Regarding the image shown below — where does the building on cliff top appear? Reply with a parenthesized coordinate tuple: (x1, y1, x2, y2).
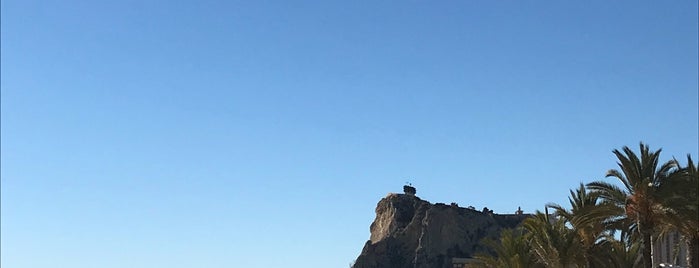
(403, 184, 416, 196)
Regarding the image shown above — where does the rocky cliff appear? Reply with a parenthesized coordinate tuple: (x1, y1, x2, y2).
(352, 193, 528, 268)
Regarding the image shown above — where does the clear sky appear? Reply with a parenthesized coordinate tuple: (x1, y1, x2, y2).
(1, 1, 697, 267)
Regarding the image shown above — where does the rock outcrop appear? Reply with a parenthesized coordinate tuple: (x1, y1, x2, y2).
(352, 193, 528, 268)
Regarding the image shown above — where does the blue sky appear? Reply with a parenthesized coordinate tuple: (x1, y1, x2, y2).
(1, 1, 697, 267)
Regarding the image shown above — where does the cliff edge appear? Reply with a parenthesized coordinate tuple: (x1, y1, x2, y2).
(352, 192, 527, 268)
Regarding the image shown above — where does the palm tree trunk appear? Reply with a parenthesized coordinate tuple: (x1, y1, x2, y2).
(688, 235, 699, 268)
(641, 231, 653, 268)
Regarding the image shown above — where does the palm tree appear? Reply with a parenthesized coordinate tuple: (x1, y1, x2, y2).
(607, 237, 641, 268)
(587, 142, 680, 268)
(657, 155, 699, 268)
(548, 184, 622, 267)
(522, 209, 585, 268)
(472, 229, 543, 268)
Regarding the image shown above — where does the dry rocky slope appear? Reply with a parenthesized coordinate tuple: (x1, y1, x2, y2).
(352, 192, 527, 268)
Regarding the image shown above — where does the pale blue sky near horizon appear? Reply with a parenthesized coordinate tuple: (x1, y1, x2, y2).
(1, 1, 698, 267)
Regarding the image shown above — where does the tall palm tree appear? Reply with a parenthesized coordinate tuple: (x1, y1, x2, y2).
(548, 184, 622, 267)
(587, 142, 680, 268)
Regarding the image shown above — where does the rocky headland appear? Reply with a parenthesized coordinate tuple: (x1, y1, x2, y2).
(352, 187, 528, 268)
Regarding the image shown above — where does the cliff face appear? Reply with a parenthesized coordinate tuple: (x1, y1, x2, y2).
(352, 193, 527, 268)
